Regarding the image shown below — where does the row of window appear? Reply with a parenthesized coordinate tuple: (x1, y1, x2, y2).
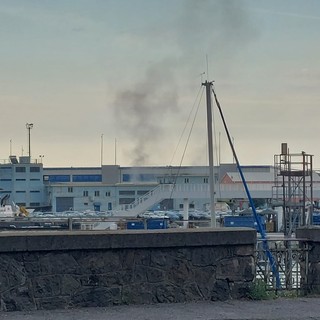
(3, 173, 211, 184)
(67, 188, 148, 197)
(44, 175, 102, 183)
(83, 190, 111, 197)
(0, 166, 40, 173)
(0, 190, 40, 193)
(0, 179, 41, 181)
(67, 187, 111, 197)
(15, 167, 41, 173)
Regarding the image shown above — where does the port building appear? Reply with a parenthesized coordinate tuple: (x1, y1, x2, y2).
(1, 155, 320, 214)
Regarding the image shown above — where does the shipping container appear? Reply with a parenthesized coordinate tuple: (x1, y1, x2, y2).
(126, 221, 145, 230)
(224, 215, 266, 231)
(147, 218, 168, 229)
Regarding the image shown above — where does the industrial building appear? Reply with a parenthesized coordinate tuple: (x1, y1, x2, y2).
(2, 153, 320, 215)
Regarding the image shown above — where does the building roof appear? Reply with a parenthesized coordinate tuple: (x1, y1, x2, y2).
(221, 172, 274, 184)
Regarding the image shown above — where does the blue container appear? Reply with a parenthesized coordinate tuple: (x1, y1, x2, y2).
(224, 215, 265, 231)
(313, 214, 320, 225)
(126, 221, 145, 230)
(147, 219, 168, 229)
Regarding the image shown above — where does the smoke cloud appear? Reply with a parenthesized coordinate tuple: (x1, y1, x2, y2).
(113, 63, 178, 165)
(113, 0, 258, 166)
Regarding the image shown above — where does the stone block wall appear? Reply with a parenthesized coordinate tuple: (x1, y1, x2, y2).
(297, 227, 320, 294)
(0, 228, 256, 311)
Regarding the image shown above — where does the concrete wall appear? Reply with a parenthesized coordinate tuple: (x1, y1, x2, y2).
(0, 228, 256, 311)
(296, 227, 320, 294)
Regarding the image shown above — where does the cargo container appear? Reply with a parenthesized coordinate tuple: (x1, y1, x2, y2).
(126, 221, 145, 230)
(126, 218, 168, 230)
(147, 218, 168, 229)
(313, 214, 320, 225)
(224, 215, 266, 231)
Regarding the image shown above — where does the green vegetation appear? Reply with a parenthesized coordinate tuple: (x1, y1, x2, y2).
(248, 279, 276, 300)
(248, 279, 303, 300)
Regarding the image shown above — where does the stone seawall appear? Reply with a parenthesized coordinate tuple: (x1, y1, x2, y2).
(0, 228, 256, 311)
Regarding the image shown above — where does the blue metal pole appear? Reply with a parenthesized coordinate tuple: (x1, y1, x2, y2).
(212, 88, 281, 289)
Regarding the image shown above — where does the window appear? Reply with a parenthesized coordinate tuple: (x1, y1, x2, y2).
(16, 179, 26, 181)
(83, 191, 88, 197)
(119, 198, 135, 205)
(30, 202, 40, 207)
(0, 179, 11, 181)
(46, 175, 70, 182)
(73, 175, 102, 182)
(119, 190, 135, 195)
(137, 190, 149, 195)
(16, 191, 26, 193)
(30, 190, 40, 193)
(94, 191, 100, 197)
(68, 187, 73, 193)
(184, 178, 189, 183)
(105, 191, 111, 197)
(204, 177, 208, 183)
(30, 178, 40, 181)
(30, 167, 40, 172)
(15, 167, 26, 173)
(122, 173, 155, 182)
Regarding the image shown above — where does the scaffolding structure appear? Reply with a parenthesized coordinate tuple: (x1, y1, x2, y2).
(273, 143, 313, 236)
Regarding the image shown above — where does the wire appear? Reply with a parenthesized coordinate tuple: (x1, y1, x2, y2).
(168, 86, 205, 200)
(169, 84, 203, 166)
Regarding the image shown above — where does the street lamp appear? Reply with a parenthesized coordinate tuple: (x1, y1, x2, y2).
(26, 123, 33, 159)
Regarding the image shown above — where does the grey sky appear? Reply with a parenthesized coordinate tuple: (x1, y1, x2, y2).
(1, 0, 320, 168)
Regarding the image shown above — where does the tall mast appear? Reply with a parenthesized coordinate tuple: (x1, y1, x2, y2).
(202, 81, 216, 227)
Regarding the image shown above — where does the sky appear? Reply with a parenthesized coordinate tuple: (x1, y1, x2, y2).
(1, 0, 320, 169)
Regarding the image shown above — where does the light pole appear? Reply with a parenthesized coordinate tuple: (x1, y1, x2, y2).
(26, 123, 33, 159)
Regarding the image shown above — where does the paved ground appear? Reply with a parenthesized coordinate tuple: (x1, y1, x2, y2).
(1, 297, 320, 320)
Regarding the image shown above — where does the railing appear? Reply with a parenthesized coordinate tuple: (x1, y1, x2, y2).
(255, 237, 309, 292)
(116, 183, 211, 214)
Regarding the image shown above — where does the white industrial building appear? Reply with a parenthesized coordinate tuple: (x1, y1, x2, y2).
(1, 156, 320, 214)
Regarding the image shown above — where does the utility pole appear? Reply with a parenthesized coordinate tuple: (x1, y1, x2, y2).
(26, 123, 33, 160)
(101, 134, 104, 167)
(202, 81, 216, 227)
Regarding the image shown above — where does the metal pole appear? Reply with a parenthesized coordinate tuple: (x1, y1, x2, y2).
(115, 138, 117, 165)
(202, 81, 216, 228)
(26, 123, 33, 159)
(101, 134, 104, 167)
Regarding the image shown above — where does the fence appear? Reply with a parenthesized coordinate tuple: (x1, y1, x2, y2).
(255, 238, 309, 293)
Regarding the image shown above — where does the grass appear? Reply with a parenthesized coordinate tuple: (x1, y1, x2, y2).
(248, 279, 277, 300)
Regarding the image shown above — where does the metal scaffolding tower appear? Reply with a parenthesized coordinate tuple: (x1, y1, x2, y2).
(273, 143, 313, 236)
